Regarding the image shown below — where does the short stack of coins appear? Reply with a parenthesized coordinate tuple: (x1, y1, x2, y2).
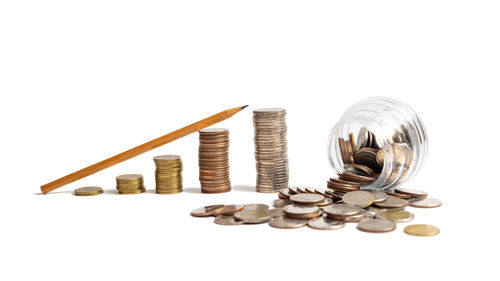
(116, 174, 145, 194)
(198, 128, 231, 193)
(154, 155, 183, 194)
(253, 108, 289, 193)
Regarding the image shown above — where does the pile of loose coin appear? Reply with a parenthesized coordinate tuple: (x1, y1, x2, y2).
(190, 185, 441, 236)
(198, 128, 231, 193)
(115, 174, 146, 194)
(154, 155, 183, 194)
(253, 108, 289, 193)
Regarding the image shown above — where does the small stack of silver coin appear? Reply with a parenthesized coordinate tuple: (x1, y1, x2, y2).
(253, 108, 289, 193)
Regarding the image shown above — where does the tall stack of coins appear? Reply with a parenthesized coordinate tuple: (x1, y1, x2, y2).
(116, 174, 145, 194)
(154, 155, 183, 194)
(253, 108, 289, 193)
(198, 128, 231, 193)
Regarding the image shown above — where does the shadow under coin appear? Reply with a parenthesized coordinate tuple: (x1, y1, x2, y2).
(232, 185, 256, 193)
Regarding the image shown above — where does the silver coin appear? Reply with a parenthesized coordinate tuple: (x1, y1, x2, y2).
(344, 210, 373, 223)
(282, 204, 320, 219)
(395, 188, 428, 198)
(269, 217, 308, 229)
(307, 217, 345, 230)
(374, 197, 409, 209)
(270, 208, 284, 218)
(322, 204, 364, 219)
(357, 127, 370, 150)
(214, 215, 244, 225)
(366, 189, 388, 203)
(243, 203, 269, 211)
(342, 191, 374, 208)
(234, 210, 271, 224)
(408, 198, 442, 208)
(356, 219, 396, 233)
(272, 199, 293, 208)
(290, 193, 325, 205)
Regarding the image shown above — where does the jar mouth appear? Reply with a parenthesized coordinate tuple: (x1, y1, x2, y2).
(328, 97, 428, 190)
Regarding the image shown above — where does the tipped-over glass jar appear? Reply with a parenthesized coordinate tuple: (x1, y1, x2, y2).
(328, 97, 428, 190)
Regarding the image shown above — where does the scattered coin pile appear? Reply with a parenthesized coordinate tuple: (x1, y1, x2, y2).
(154, 155, 183, 194)
(191, 186, 441, 236)
(253, 108, 289, 193)
(334, 127, 414, 187)
(115, 174, 145, 194)
(198, 128, 231, 193)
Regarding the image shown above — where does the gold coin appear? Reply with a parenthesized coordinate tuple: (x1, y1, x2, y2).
(375, 210, 414, 223)
(404, 224, 440, 236)
(74, 186, 103, 196)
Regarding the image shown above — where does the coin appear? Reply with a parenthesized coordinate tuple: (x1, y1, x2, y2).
(374, 197, 409, 209)
(395, 188, 428, 198)
(322, 204, 364, 220)
(234, 209, 271, 224)
(356, 219, 396, 233)
(357, 128, 370, 150)
(73, 186, 103, 196)
(270, 208, 284, 218)
(219, 204, 245, 215)
(190, 205, 225, 217)
(283, 204, 321, 219)
(316, 197, 333, 207)
(375, 210, 414, 223)
(272, 199, 292, 208)
(214, 215, 244, 225)
(344, 211, 373, 222)
(307, 217, 345, 230)
(344, 164, 375, 177)
(269, 217, 308, 229)
(367, 189, 388, 203)
(342, 191, 375, 208)
(354, 148, 382, 172)
(338, 172, 375, 183)
(244, 203, 269, 211)
(404, 224, 440, 236)
(278, 188, 291, 199)
(290, 193, 325, 205)
(408, 198, 442, 208)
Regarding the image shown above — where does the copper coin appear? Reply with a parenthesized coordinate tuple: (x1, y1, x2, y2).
(307, 217, 345, 230)
(409, 198, 442, 208)
(395, 188, 428, 198)
(374, 197, 409, 209)
(190, 205, 225, 217)
(290, 193, 325, 205)
(342, 191, 375, 208)
(214, 215, 244, 225)
(338, 172, 375, 183)
(354, 148, 382, 171)
(269, 217, 308, 229)
(357, 219, 396, 233)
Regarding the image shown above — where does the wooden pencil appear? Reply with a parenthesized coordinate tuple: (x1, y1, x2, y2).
(40, 105, 248, 194)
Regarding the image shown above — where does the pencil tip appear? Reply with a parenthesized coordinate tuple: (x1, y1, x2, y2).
(241, 105, 249, 110)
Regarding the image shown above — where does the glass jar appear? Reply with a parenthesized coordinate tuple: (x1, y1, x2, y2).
(327, 97, 428, 190)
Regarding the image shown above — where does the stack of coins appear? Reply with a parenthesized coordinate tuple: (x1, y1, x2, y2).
(198, 128, 231, 193)
(154, 155, 183, 194)
(116, 174, 145, 194)
(253, 108, 289, 193)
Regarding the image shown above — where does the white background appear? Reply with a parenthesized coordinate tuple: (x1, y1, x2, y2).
(1, 1, 499, 280)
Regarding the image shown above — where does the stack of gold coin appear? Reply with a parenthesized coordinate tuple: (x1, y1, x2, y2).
(253, 108, 289, 193)
(198, 128, 231, 193)
(154, 155, 183, 194)
(116, 174, 145, 194)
